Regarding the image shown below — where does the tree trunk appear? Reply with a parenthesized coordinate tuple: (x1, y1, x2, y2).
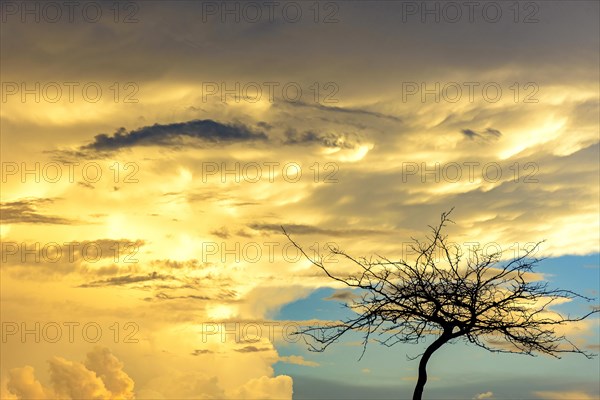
(412, 331, 452, 400)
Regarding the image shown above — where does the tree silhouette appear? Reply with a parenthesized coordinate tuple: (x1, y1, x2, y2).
(282, 210, 598, 400)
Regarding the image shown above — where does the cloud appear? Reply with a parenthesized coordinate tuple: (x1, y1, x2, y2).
(323, 290, 357, 302)
(191, 349, 214, 356)
(1, 239, 145, 270)
(133, 366, 291, 400)
(5, 347, 134, 400)
(474, 391, 495, 399)
(278, 355, 319, 367)
(78, 272, 175, 288)
(283, 129, 361, 149)
(83, 347, 135, 398)
(149, 259, 210, 270)
(80, 119, 268, 153)
(461, 128, 502, 141)
(135, 371, 225, 399)
(6, 366, 50, 399)
(282, 101, 402, 122)
(250, 223, 387, 237)
(235, 346, 272, 353)
(228, 375, 293, 400)
(533, 390, 597, 400)
(211, 227, 231, 239)
(238, 286, 313, 320)
(0, 198, 75, 225)
(144, 292, 214, 302)
(48, 356, 113, 399)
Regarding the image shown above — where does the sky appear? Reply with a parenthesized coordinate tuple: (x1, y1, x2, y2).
(1, 1, 599, 399)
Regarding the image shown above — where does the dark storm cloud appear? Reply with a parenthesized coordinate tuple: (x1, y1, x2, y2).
(78, 272, 175, 288)
(461, 128, 502, 141)
(2, 2, 598, 88)
(249, 223, 387, 237)
(143, 292, 213, 302)
(0, 198, 75, 225)
(80, 119, 268, 152)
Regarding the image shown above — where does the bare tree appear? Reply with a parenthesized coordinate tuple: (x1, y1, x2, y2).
(282, 210, 598, 400)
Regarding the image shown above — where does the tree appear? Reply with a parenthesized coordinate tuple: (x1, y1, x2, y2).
(282, 210, 598, 400)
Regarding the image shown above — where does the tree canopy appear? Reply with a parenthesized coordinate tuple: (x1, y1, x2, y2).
(283, 210, 598, 400)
